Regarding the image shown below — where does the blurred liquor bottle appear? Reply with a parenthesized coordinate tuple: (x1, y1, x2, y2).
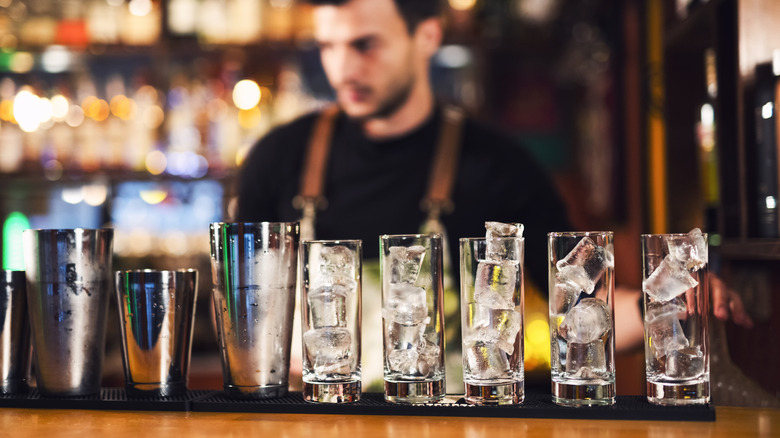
(752, 60, 779, 237)
(697, 49, 720, 234)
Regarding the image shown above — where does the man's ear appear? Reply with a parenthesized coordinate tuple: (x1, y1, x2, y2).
(415, 17, 443, 57)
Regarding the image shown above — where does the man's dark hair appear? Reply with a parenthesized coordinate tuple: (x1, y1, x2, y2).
(307, 0, 440, 34)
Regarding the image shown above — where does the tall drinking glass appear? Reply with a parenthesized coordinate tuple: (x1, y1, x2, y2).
(380, 234, 446, 404)
(301, 240, 362, 403)
(641, 229, 710, 405)
(209, 222, 299, 399)
(548, 231, 615, 406)
(459, 236, 524, 405)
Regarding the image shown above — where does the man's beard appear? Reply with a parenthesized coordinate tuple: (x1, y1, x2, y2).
(343, 72, 415, 122)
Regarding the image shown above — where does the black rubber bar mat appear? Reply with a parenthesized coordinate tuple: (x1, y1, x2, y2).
(0, 388, 211, 411)
(190, 391, 716, 421)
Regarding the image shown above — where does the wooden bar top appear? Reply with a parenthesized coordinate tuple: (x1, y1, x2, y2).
(2, 406, 778, 438)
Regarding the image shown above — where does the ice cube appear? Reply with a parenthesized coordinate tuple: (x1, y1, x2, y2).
(384, 317, 427, 350)
(463, 340, 510, 380)
(387, 245, 426, 285)
(643, 254, 698, 301)
(485, 221, 524, 261)
(308, 284, 349, 329)
(646, 314, 689, 359)
(558, 298, 612, 344)
(469, 305, 522, 355)
(556, 264, 596, 296)
(388, 348, 420, 376)
(474, 260, 517, 309)
(303, 328, 352, 379)
(551, 281, 581, 315)
(415, 340, 441, 378)
(384, 283, 429, 325)
(645, 296, 688, 323)
(665, 346, 704, 379)
(565, 339, 606, 378)
(666, 228, 708, 271)
(555, 237, 614, 292)
(319, 245, 356, 286)
(485, 221, 524, 239)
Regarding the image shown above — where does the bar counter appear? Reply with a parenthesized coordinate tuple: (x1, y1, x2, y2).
(2, 405, 778, 437)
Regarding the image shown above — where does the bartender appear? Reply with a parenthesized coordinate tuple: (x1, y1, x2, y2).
(236, 0, 752, 386)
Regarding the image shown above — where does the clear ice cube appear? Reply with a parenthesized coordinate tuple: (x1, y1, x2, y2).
(666, 228, 708, 272)
(565, 339, 607, 378)
(469, 305, 522, 355)
(665, 346, 704, 379)
(558, 298, 612, 344)
(303, 327, 352, 379)
(485, 221, 524, 261)
(308, 284, 349, 329)
(463, 340, 510, 380)
(474, 260, 517, 309)
(384, 317, 427, 350)
(485, 221, 524, 239)
(416, 340, 441, 378)
(388, 348, 419, 376)
(646, 314, 689, 359)
(643, 254, 698, 301)
(551, 281, 581, 315)
(645, 296, 688, 323)
(555, 237, 614, 294)
(556, 264, 596, 296)
(387, 245, 426, 285)
(384, 283, 429, 325)
(319, 245, 356, 286)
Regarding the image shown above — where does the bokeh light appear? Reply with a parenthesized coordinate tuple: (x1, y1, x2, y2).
(13, 89, 41, 132)
(128, 0, 153, 17)
(61, 187, 84, 204)
(110, 94, 136, 120)
(139, 188, 168, 204)
(232, 79, 261, 110)
(41, 45, 70, 73)
(50, 95, 69, 121)
(9, 52, 33, 73)
(143, 105, 164, 128)
(145, 150, 167, 175)
(0, 100, 13, 122)
(38, 97, 53, 124)
(65, 104, 85, 127)
(83, 184, 108, 206)
(449, 0, 477, 11)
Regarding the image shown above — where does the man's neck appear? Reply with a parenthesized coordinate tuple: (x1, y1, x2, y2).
(361, 87, 434, 141)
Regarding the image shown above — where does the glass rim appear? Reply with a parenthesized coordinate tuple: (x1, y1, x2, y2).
(209, 221, 299, 227)
(23, 228, 113, 233)
(459, 236, 524, 242)
(640, 232, 708, 237)
(548, 231, 613, 237)
(380, 233, 442, 240)
(303, 239, 362, 245)
(116, 268, 197, 275)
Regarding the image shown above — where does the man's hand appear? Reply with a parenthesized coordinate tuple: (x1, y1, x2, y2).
(710, 275, 754, 328)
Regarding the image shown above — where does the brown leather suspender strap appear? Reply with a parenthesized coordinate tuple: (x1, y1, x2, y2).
(293, 105, 339, 242)
(294, 105, 464, 239)
(421, 105, 464, 221)
(294, 105, 340, 210)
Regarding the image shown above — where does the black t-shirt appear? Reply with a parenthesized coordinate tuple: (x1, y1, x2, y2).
(237, 106, 571, 287)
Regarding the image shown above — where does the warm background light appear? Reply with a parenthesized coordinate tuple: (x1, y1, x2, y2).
(232, 79, 261, 110)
